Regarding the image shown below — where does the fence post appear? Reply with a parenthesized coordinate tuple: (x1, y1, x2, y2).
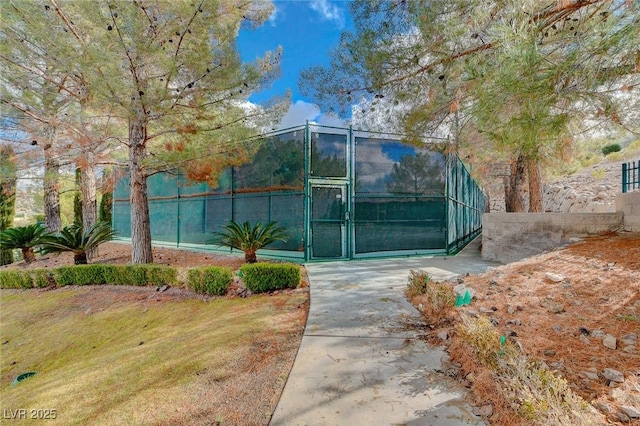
(622, 162, 628, 194)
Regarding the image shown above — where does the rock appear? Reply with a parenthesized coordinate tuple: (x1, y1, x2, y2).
(603, 334, 617, 350)
(579, 327, 589, 335)
(507, 305, 516, 315)
(543, 349, 556, 356)
(159, 284, 170, 292)
(591, 330, 606, 338)
(489, 318, 499, 326)
(602, 368, 624, 383)
(621, 405, 640, 418)
(453, 284, 466, 295)
(489, 279, 499, 286)
(465, 372, 476, 383)
(579, 335, 590, 345)
(506, 318, 522, 326)
(547, 304, 565, 314)
(472, 404, 493, 417)
(552, 325, 562, 333)
(437, 331, 449, 341)
(621, 333, 638, 346)
(623, 346, 636, 354)
(595, 401, 611, 413)
(616, 411, 630, 423)
(582, 370, 599, 380)
(545, 272, 565, 283)
(549, 361, 564, 370)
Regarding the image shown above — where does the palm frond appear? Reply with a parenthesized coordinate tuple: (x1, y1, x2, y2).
(0, 224, 46, 250)
(211, 220, 287, 263)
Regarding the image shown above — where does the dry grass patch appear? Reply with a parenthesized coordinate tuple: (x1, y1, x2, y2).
(1, 285, 307, 425)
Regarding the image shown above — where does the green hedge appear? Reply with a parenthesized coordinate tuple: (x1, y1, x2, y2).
(0, 270, 52, 289)
(187, 267, 232, 296)
(240, 263, 301, 293)
(0, 265, 177, 288)
(0, 270, 35, 289)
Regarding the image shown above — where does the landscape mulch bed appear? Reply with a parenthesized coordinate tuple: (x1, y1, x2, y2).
(415, 232, 640, 425)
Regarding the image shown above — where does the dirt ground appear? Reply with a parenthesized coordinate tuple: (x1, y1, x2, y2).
(415, 232, 640, 425)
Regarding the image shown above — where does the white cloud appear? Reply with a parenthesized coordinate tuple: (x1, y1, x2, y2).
(277, 100, 321, 129)
(309, 0, 346, 29)
(276, 100, 350, 130)
(268, 3, 280, 27)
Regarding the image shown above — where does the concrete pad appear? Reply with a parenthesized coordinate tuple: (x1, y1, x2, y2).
(270, 237, 500, 426)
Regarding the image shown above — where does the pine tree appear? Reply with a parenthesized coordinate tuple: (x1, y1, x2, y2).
(1, 1, 286, 263)
(0, 145, 17, 265)
(301, 0, 640, 211)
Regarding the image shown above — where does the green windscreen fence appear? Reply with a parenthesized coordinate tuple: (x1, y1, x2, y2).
(113, 123, 485, 260)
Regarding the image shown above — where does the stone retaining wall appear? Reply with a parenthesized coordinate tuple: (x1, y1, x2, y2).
(482, 212, 624, 264)
(616, 191, 640, 232)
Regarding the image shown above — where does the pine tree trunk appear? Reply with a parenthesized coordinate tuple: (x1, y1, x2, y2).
(81, 153, 98, 260)
(527, 157, 543, 212)
(129, 113, 153, 264)
(1, 146, 17, 265)
(43, 143, 62, 232)
(505, 155, 527, 212)
(74, 167, 83, 225)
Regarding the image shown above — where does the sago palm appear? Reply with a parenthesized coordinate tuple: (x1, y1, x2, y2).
(40, 221, 116, 265)
(211, 220, 287, 263)
(0, 223, 47, 264)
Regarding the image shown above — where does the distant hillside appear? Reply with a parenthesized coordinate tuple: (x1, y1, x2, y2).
(487, 137, 639, 213)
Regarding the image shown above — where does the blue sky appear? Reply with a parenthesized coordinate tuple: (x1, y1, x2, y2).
(237, 0, 353, 128)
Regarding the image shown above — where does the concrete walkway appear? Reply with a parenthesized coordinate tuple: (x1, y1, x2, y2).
(270, 238, 501, 426)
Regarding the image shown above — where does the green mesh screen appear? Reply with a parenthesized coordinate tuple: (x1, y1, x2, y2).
(112, 128, 305, 257)
(353, 136, 446, 254)
(113, 124, 485, 260)
(446, 155, 485, 251)
(310, 185, 344, 258)
(310, 131, 348, 177)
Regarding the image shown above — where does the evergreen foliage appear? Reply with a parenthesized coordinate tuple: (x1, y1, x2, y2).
(1, 1, 287, 264)
(301, 0, 640, 211)
(0, 145, 17, 265)
(187, 267, 233, 296)
(240, 263, 301, 293)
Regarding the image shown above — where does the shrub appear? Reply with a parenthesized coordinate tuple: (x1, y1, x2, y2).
(1, 265, 177, 288)
(601, 143, 621, 155)
(187, 267, 232, 295)
(31, 270, 53, 288)
(406, 270, 431, 297)
(211, 220, 287, 263)
(240, 263, 300, 293)
(77, 265, 177, 286)
(0, 270, 33, 289)
(0, 224, 47, 264)
(53, 265, 107, 286)
(0, 269, 52, 289)
(456, 316, 598, 424)
(406, 270, 455, 324)
(39, 221, 116, 264)
(141, 265, 177, 286)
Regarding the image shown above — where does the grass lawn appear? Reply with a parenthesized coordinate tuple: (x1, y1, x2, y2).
(0, 286, 307, 425)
